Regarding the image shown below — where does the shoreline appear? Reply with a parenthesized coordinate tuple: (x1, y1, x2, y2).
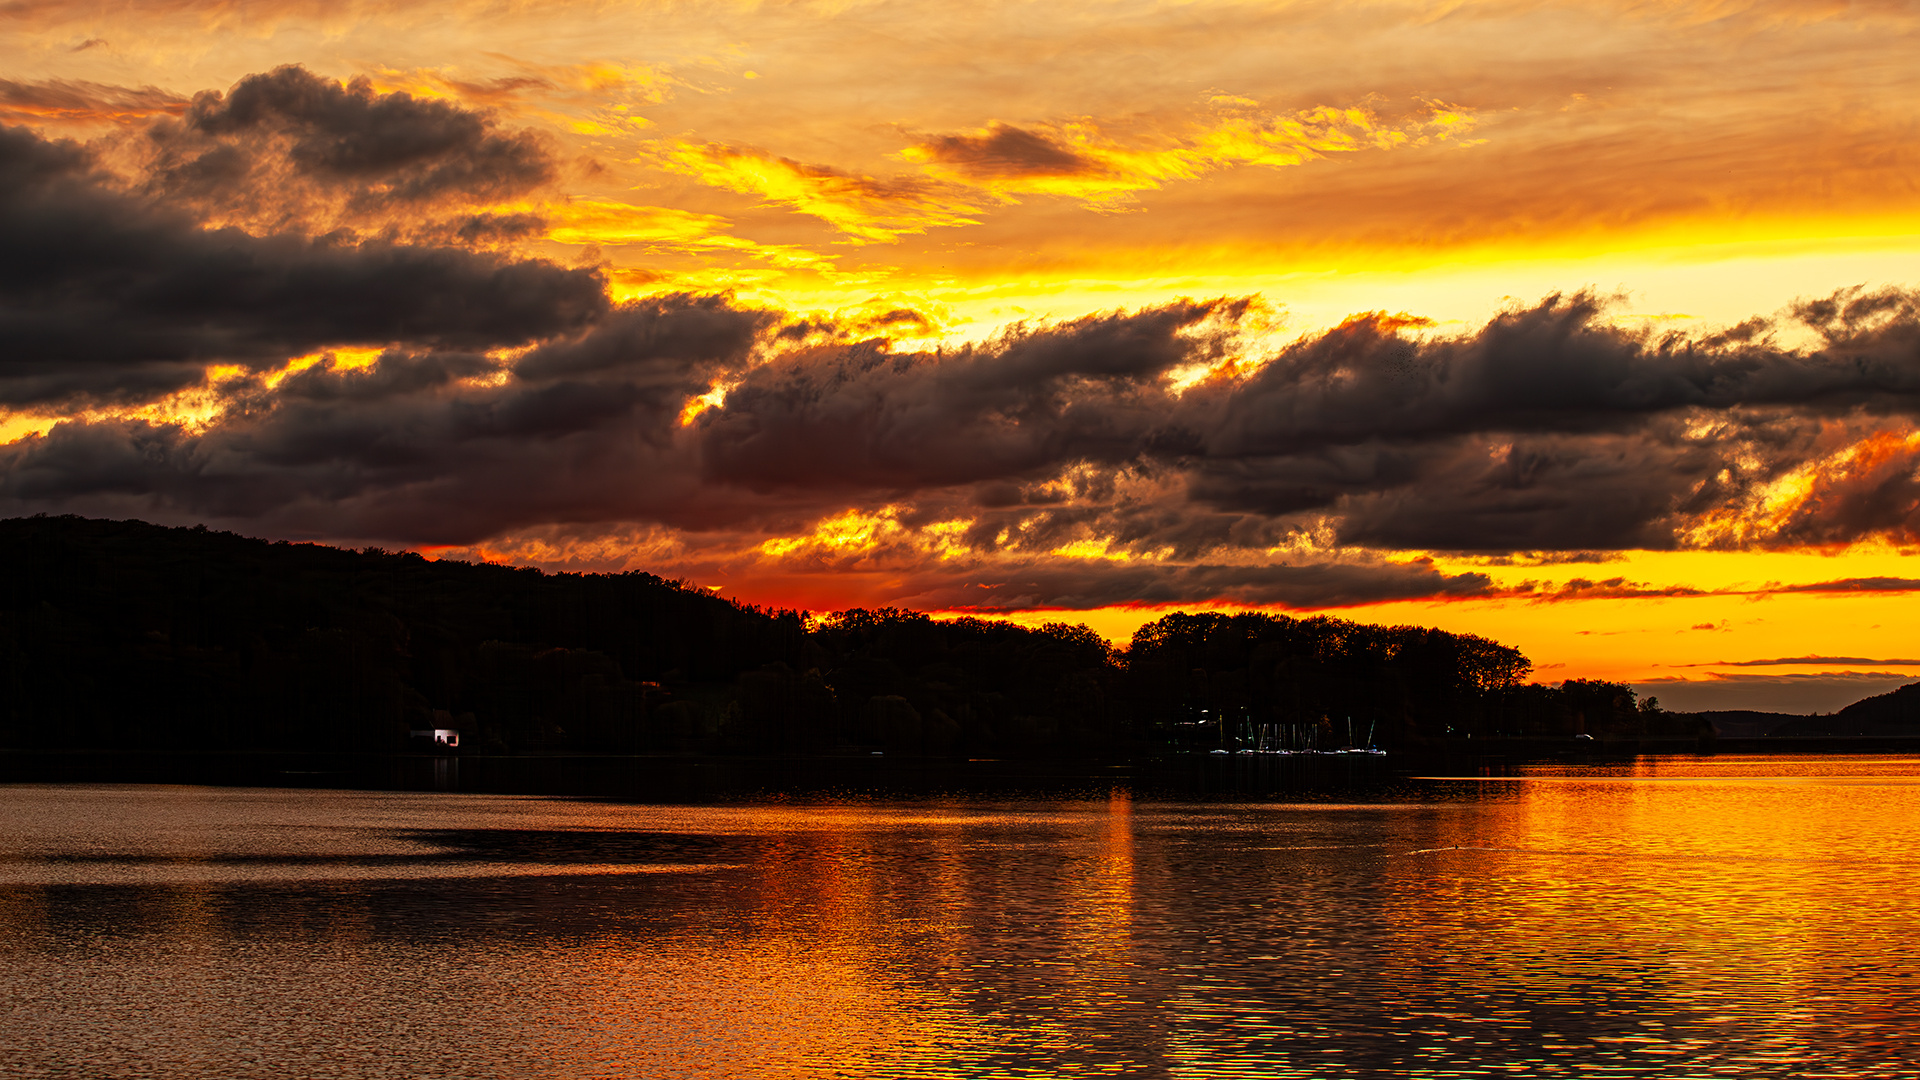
(7, 739, 1919, 799)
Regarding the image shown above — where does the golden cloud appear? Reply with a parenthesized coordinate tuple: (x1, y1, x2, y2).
(544, 199, 830, 267)
(643, 141, 985, 242)
(641, 98, 1476, 242)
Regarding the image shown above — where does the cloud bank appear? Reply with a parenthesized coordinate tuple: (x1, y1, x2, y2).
(3, 68, 1920, 612)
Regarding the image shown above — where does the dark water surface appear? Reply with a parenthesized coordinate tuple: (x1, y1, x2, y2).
(5, 756, 1920, 1077)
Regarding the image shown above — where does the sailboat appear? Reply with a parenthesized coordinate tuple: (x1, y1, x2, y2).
(1345, 717, 1386, 756)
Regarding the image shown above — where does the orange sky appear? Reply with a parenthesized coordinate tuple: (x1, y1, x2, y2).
(3, 0, 1919, 710)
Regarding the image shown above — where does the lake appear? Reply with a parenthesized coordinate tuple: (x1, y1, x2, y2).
(4, 755, 1919, 1077)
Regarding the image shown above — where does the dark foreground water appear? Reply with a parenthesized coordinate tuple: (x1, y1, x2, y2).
(4, 756, 1919, 1078)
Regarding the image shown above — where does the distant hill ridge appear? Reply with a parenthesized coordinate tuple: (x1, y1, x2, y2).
(1688, 710, 1809, 739)
(1770, 683, 1920, 737)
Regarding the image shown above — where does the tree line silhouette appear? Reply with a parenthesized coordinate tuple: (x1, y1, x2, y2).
(0, 516, 1707, 755)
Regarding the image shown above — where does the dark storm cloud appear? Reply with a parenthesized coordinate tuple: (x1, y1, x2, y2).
(695, 288, 1920, 553)
(26, 280, 1887, 562)
(437, 211, 549, 246)
(0, 292, 1229, 550)
(514, 293, 772, 381)
(1304, 430, 1721, 552)
(0, 123, 606, 406)
(1192, 293, 1920, 459)
(1182, 295, 1918, 550)
(152, 65, 554, 207)
(0, 403, 691, 543)
(2, 419, 181, 502)
(700, 300, 1234, 490)
(272, 350, 498, 402)
(911, 123, 1095, 177)
(0, 292, 780, 542)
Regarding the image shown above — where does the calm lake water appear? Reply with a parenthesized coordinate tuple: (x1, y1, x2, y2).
(5, 755, 1920, 1077)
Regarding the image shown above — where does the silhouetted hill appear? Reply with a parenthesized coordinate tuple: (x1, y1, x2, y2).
(0, 516, 1154, 755)
(0, 515, 804, 753)
(1771, 682, 1920, 737)
(1, 515, 1713, 757)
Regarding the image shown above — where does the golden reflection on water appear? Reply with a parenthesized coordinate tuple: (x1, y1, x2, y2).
(5, 763, 1920, 1077)
(1376, 757, 1920, 1074)
(1065, 789, 1137, 957)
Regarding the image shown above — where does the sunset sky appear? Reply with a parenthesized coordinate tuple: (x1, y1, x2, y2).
(4, 0, 1919, 711)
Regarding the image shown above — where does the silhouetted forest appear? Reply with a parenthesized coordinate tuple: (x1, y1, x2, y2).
(0, 516, 1709, 755)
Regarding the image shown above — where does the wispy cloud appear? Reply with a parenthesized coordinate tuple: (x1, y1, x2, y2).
(1679, 655, 1920, 667)
(1768, 577, 1920, 594)
(544, 200, 829, 267)
(644, 98, 1477, 241)
(900, 99, 1477, 210)
(0, 77, 183, 125)
(644, 140, 984, 242)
